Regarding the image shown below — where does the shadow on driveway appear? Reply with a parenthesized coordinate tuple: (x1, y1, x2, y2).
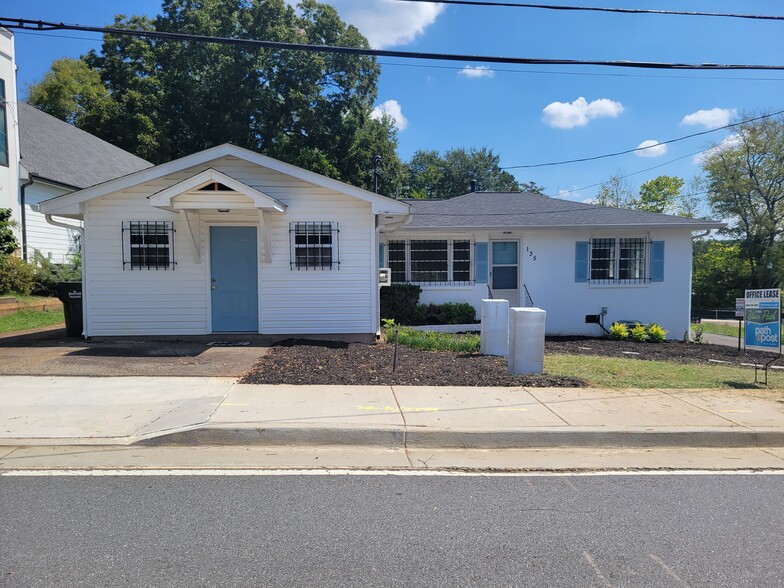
(0, 327, 269, 377)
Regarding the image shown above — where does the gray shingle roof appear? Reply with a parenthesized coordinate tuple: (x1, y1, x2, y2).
(18, 102, 152, 189)
(405, 192, 723, 230)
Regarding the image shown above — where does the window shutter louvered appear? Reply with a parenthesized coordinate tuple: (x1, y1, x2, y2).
(475, 242, 488, 284)
(575, 241, 589, 282)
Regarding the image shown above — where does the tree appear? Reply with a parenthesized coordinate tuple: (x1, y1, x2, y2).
(405, 147, 527, 199)
(594, 174, 635, 208)
(702, 114, 784, 288)
(27, 0, 404, 196)
(692, 239, 752, 310)
(637, 175, 685, 214)
(0, 208, 18, 256)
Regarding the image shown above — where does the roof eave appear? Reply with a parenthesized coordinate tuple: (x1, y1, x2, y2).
(391, 222, 726, 232)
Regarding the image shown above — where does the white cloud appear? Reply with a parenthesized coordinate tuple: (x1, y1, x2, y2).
(681, 108, 737, 130)
(542, 97, 624, 129)
(371, 99, 409, 131)
(693, 133, 743, 164)
(297, 1, 443, 48)
(459, 65, 495, 79)
(634, 139, 667, 158)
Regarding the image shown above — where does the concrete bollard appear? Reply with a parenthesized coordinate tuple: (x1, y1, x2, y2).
(508, 307, 546, 375)
(480, 299, 509, 356)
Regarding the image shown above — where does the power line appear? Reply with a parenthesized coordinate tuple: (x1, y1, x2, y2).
(502, 110, 784, 170)
(14, 31, 784, 83)
(395, 0, 784, 21)
(2, 17, 784, 71)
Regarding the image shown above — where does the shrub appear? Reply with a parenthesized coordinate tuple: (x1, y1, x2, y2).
(692, 324, 704, 344)
(30, 252, 81, 297)
(0, 208, 18, 255)
(629, 322, 648, 342)
(395, 327, 480, 353)
(0, 254, 35, 295)
(608, 322, 628, 340)
(648, 323, 667, 343)
(412, 302, 477, 325)
(380, 283, 422, 325)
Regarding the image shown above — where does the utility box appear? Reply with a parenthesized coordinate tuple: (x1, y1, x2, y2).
(508, 307, 546, 375)
(379, 268, 391, 287)
(480, 299, 509, 356)
(56, 282, 83, 337)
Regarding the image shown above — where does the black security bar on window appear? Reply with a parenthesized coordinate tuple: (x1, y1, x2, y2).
(589, 237, 649, 284)
(122, 221, 175, 270)
(290, 222, 339, 270)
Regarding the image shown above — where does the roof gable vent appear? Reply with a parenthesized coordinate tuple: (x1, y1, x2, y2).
(198, 182, 233, 191)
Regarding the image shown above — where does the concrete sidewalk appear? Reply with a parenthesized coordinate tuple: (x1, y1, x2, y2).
(2, 376, 784, 449)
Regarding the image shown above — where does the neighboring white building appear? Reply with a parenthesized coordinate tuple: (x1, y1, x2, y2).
(0, 27, 151, 263)
(39, 144, 410, 339)
(380, 192, 723, 340)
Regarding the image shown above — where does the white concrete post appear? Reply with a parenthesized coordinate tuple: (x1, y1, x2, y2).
(508, 307, 546, 375)
(480, 299, 509, 356)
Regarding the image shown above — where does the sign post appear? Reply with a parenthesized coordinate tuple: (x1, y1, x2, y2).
(744, 288, 781, 384)
(735, 297, 745, 352)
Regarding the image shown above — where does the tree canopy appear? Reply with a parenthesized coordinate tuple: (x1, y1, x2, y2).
(405, 147, 536, 199)
(702, 113, 784, 288)
(27, 0, 403, 196)
(594, 174, 699, 217)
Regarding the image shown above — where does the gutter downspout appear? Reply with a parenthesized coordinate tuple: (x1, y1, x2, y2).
(45, 214, 86, 339)
(20, 175, 33, 261)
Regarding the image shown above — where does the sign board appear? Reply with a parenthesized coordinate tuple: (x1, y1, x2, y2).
(735, 298, 745, 318)
(744, 289, 781, 352)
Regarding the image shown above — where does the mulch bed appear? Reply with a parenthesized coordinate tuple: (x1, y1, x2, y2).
(239, 337, 782, 387)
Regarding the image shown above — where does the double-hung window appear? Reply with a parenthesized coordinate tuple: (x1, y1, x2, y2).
(387, 239, 472, 285)
(588, 237, 649, 284)
(122, 221, 175, 270)
(290, 222, 339, 270)
(0, 79, 8, 167)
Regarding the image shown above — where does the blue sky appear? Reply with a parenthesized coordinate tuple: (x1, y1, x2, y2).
(5, 1, 784, 202)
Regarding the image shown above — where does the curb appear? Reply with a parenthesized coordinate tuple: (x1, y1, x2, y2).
(132, 425, 784, 449)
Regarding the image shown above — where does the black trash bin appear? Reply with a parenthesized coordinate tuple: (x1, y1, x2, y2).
(56, 282, 83, 337)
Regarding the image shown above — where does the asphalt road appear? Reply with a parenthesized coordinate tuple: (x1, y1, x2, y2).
(1, 473, 782, 587)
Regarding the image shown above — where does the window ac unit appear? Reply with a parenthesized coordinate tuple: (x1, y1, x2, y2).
(379, 268, 392, 287)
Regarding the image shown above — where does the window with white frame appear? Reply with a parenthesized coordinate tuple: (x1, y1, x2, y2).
(122, 221, 175, 270)
(290, 222, 339, 270)
(386, 239, 473, 285)
(590, 237, 648, 283)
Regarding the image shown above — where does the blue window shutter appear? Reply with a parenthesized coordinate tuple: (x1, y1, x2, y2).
(379, 243, 385, 268)
(575, 241, 589, 282)
(475, 242, 488, 284)
(651, 241, 665, 282)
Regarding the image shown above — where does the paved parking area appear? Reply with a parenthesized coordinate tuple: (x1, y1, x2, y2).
(0, 327, 268, 377)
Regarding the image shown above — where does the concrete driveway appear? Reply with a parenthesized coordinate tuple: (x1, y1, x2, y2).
(0, 327, 269, 377)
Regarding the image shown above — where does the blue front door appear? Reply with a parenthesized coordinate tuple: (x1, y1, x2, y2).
(210, 226, 259, 332)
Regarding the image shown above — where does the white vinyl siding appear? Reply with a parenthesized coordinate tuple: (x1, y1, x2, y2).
(83, 157, 375, 336)
(25, 181, 81, 263)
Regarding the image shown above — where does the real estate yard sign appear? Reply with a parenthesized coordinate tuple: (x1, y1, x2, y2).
(744, 289, 781, 352)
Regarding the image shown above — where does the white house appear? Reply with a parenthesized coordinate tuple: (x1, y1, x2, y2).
(1, 28, 152, 263)
(380, 191, 723, 340)
(39, 144, 410, 339)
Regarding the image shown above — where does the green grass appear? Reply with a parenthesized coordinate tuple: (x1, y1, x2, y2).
(0, 308, 64, 334)
(546, 353, 781, 389)
(387, 327, 480, 353)
(697, 322, 744, 338)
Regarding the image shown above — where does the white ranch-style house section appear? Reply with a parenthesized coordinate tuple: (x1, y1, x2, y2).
(39, 144, 410, 338)
(380, 192, 723, 339)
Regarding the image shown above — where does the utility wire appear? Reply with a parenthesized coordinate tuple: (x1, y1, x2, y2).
(2, 17, 784, 71)
(14, 31, 784, 83)
(502, 110, 784, 169)
(395, 0, 784, 21)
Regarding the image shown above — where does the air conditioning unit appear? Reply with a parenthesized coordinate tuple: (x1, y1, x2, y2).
(379, 268, 392, 287)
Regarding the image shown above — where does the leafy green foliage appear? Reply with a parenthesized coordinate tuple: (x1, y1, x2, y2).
(30, 252, 82, 297)
(385, 326, 480, 353)
(647, 323, 667, 343)
(608, 322, 629, 340)
(412, 303, 476, 325)
(637, 175, 685, 214)
(27, 0, 404, 196)
(691, 324, 705, 344)
(380, 283, 422, 325)
(703, 113, 784, 288)
(0, 255, 35, 295)
(692, 239, 752, 309)
(595, 175, 636, 208)
(0, 209, 19, 255)
(629, 322, 648, 342)
(406, 147, 529, 199)
(594, 174, 699, 216)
